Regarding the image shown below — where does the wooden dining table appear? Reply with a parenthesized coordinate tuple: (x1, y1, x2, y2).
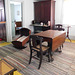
(34, 30, 66, 61)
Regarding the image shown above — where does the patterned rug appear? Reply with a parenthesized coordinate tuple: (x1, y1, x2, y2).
(0, 42, 75, 75)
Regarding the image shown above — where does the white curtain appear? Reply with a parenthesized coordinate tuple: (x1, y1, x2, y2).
(63, 0, 75, 26)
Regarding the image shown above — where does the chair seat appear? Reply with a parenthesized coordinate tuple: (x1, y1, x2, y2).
(33, 45, 49, 52)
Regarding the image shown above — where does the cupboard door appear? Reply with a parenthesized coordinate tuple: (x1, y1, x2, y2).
(41, 2, 45, 23)
(44, 1, 51, 24)
(34, 2, 41, 23)
(34, 1, 51, 24)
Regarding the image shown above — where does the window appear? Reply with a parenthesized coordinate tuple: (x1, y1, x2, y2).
(63, 0, 75, 26)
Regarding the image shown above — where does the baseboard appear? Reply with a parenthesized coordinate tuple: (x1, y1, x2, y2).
(69, 35, 75, 40)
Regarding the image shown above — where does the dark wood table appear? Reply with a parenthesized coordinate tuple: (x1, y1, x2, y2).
(34, 30, 66, 61)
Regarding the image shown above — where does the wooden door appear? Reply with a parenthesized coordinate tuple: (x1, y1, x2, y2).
(10, 4, 15, 37)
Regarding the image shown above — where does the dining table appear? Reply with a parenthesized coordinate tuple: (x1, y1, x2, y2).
(34, 30, 66, 61)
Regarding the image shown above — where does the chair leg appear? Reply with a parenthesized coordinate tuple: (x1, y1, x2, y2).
(38, 53, 43, 69)
(60, 46, 61, 50)
(55, 48, 59, 52)
(29, 50, 32, 64)
(58, 46, 62, 53)
(50, 51, 54, 62)
(37, 52, 40, 57)
(62, 44, 63, 48)
(48, 50, 50, 62)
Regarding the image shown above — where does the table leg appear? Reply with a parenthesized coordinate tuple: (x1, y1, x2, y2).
(66, 26, 71, 42)
(50, 50, 54, 62)
(48, 42, 54, 61)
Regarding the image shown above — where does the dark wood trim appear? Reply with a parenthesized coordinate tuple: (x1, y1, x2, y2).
(0, 0, 6, 40)
(0, 21, 6, 24)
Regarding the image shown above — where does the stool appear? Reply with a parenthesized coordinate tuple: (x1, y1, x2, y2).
(0, 59, 17, 75)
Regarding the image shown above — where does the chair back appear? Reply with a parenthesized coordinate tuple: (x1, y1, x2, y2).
(55, 24, 62, 28)
(54, 24, 65, 31)
(29, 35, 43, 51)
(20, 28, 30, 36)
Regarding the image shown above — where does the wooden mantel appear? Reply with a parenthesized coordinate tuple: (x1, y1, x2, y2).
(0, 21, 6, 24)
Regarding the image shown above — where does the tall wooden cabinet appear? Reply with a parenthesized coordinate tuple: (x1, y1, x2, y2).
(34, 0, 55, 29)
(0, 0, 6, 40)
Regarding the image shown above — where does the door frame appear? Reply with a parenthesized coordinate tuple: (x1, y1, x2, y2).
(5, 0, 24, 42)
(10, 1, 23, 38)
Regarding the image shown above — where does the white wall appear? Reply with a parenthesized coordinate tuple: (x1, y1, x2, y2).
(5, 0, 12, 42)
(5, 0, 36, 42)
(22, 0, 34, 31)
(55, 0, 64, 24)
(14, 4, 21, 21)
(69, 26, 75, 40)
(55, 0, 75, 40)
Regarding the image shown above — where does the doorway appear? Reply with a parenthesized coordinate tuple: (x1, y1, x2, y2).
(10, 1, 23, 39)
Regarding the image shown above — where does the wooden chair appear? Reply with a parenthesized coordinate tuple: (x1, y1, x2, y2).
(54, 24, 65, 31)
(29, 35, 50, 69)
(54, 24, 65, 52)
(12, 28, 31, 49)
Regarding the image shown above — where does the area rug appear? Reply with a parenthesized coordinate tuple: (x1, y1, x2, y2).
(0, 42, 75, 75)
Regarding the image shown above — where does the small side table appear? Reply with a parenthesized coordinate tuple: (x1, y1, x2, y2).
(0, 59, 17, 75)
(66, 26, 71, 42)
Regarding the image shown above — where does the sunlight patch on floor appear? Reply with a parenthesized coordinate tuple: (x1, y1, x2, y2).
(0, 42, 11, 47)
(14, 71, 22, 75)
(65, 39, 75, 43)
